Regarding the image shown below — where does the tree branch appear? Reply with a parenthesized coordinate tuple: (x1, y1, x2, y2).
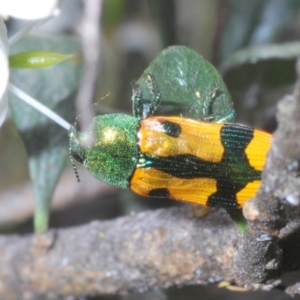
(235, 59, 300, 286)
(0, 207, 238, 299)
(1, 204, 300, 299)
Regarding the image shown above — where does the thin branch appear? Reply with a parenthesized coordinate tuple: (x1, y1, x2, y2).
(75, 0, 103, 131)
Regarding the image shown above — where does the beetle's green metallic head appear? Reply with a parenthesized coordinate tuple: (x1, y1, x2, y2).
(69, 114, 139, 189)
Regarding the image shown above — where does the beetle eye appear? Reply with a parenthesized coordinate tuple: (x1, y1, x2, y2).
(71, 151, 84, 164)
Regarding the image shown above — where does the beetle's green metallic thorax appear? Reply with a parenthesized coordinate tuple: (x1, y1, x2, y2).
(69, 114, 140, 189)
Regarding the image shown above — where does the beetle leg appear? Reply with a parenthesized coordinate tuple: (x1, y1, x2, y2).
(203, 87, 235, 123)
(190, 204, 214, 217)
(203, 87, 218, 119)
(146, 74, 162, 117)
(131, 80, 143, 118)
(213, 109, 235, 123)
(218, 281, 250, 292)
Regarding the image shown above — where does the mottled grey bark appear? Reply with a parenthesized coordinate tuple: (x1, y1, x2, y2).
(234, 59, 300, 288)
(0, 207, 238, 300)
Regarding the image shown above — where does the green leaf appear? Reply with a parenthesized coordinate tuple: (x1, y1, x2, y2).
(9, 36, 82, 233)
(9, 51, 74, 69)
(137, 46, 234, 121)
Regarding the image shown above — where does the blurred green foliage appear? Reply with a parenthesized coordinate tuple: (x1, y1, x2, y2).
(9, 36, 82, 233)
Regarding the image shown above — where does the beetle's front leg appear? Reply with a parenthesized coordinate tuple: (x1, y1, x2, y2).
(146, 74, 162, 117)
(203, 87, 235, 123)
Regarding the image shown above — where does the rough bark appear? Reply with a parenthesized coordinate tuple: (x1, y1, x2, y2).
(0, 207, 238, 300)
(0, 204, 300, 299)
(234, 59, 300, 286)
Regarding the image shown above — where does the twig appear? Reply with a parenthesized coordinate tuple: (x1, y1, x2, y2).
(75, 0, 103, 131)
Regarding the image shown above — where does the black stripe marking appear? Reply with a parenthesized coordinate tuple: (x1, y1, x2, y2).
(149, 188, 170, 198)
(138, 123, 261, 208)
(161, 121, 181, 137)
(207, 124, 260, 208)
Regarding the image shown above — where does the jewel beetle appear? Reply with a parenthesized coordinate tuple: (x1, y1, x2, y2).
(69, 74, 271, 209)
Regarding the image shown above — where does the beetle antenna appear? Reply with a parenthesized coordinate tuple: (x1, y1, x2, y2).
(73, 92, 111, 130)
(69, 147, 81, 182)
(95, 92, 110, 106)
